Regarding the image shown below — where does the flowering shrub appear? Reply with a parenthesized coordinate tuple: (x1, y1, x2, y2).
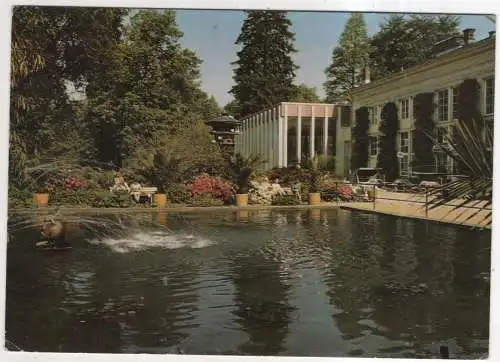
(188, 173, 235, 203)
(337, 184, 353, 201)
(43, 175, 89, 193)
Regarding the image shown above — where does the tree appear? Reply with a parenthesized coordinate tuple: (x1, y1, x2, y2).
(370, 15, 460, 80)
(9, 6, 126, 186)
(290, 84, 321, 103)
(85, 10, 215, 168)
(223, 100, 242, 118)
(324, 13, 371, 102)
(351, 107, 370, 170)
(412, 93, 436, 173)
(377, 102, 399, 181)
(230, 10, 298, 118)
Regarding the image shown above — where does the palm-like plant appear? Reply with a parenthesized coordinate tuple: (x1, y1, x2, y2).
(226, 153, 267, 194)
(426, 120, 492, 226)
(303, 156, 322, 193)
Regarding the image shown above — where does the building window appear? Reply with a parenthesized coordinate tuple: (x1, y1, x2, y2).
(437, 89, 449, 122)
(340, 106, 351, 127)
(400, 98, 410, 120)
(486, 77, 494, 115)
(400, 155, 409, 175)
(368, 107, 374, 125)
(452, 87, 459, 120)
(399, 132, 409, 153)
(376, 105, 382, 123)
(437, 127, 448, 144)
(369, 136, 378, 156)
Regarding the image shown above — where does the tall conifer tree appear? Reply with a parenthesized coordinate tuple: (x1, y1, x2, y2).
(324, 13, 371, 103)
(230, 10, 298, 118)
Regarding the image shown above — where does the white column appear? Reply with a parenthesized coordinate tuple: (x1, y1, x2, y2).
(297, 104, 302, 164)
(250, 117, 255, 155)
(257, 113, 263, 154)
(323, 106, 329, 156)
(278, 105, 283, 168)
(243, 120, 248, 156)
(310, 106, 316, 158)
(262, 112, 266, 159)
(267, 109, 272, 169)
(283, 104, 288, 167)
(254, 115, 258, 155)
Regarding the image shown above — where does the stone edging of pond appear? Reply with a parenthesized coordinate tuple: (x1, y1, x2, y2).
(8, 202, 358, 214)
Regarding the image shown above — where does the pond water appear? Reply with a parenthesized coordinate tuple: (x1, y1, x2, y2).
(5, 208, 491, 358)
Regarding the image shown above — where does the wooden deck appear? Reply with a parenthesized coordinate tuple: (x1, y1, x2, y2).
(342, 189, 491, 229)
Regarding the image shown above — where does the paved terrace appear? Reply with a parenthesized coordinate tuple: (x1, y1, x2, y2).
(342, 188, 492, 229)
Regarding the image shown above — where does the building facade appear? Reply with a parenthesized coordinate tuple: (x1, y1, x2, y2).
(234, 102, 342, 170)
(336, 30, 495, 179)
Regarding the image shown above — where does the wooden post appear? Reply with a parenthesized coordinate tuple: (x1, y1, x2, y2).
(425, 186, 429, 217)
(373, 184, 376, 210)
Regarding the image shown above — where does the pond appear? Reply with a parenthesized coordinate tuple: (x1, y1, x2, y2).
(5, 208, 491, 358)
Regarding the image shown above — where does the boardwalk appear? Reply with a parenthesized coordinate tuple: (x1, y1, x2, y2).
(342, 189, 491, 229)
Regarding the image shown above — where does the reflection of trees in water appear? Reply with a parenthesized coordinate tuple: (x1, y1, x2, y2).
(320, 212, 389, 342)
(6, 223, 77, 352)
(85, 250, 202, 353)
(441, 229, 490, 356)
(361, 221, 490, 358)
(318, 213, 488, 357)
(229, 217, 297, 355)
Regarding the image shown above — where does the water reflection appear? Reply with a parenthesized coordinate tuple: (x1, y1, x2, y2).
(5, 209, 490, 358)
(229, 216, 297, 355)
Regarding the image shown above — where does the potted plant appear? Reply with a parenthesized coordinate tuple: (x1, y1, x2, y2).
(140, 150, 182, 208)
(33, 177, 55, 208)
(227, 153, 266, 207)
(307, 156, 322, 205)
(33, 186, 50, 208)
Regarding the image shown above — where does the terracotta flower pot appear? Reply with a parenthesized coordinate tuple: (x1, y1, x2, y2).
(237, 210, 249, 220)
(308, 192, 321, 205)
(236, 194, 248, 207)
(33, 193, 49, 207)
(309, 208, 321, 220)
(154, 193, 167, 208)
(155, 211, 168, 225)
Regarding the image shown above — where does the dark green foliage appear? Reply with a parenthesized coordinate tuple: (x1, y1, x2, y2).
(370, 15, 460, 80)
(324, 13, 371, 102)
(227, 153, 267, 194)
(290, 84, 321, 103)
(265, 167, 309, 186)
(230, 10, 298, 117)
(457, 78, 484, 129)
(377, 102, 399, 181)
(271, 194, 301, 206)
(186, 193, 224, 207)
(351, 107, 370, 170)
(303, 157, 322, 193)
(85, 10, 217, 168)
(413, 93, 436, 173)
(427, 120, 492, 226)
(223, 100, 242, 118)
(10, 7, 126, 168)
(8, 187, 36, 209)
(166, 183, 191, 204)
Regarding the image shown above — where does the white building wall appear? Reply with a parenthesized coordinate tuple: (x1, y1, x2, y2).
(336, 40, 495, 178)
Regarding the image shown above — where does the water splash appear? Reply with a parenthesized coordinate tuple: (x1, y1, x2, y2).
(88, 230, 216, 253)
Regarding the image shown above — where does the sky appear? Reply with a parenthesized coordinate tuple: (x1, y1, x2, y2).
(174, 10, 495, 107)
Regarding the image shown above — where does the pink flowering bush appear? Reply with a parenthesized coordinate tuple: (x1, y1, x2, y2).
(43, 175, 89, 193)
(187, 173, 235, 203)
